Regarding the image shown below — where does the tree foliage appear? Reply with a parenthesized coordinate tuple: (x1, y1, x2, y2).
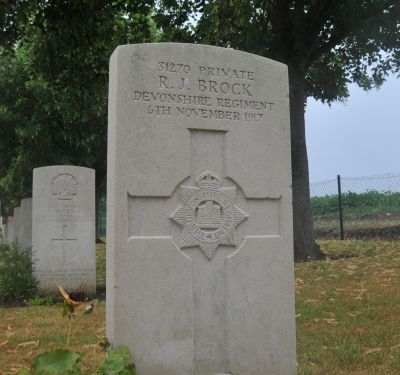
(155, 0, 400, 259)
(158, 0, 400, 101)
(0, 0, 156, 213)
(1, 1, 400, 258)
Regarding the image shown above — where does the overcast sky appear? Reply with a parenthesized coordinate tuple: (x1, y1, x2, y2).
(305, 74, 400, 183)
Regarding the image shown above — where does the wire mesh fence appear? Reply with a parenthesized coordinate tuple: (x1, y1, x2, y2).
(96, 173, 400, 241)
(311, 173, 400, 240)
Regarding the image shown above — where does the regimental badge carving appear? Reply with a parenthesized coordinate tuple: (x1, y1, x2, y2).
(170, 171, 248, 260)
(51, 173, 78, 200)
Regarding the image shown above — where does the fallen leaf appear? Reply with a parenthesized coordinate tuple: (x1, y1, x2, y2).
(0, 340, 9, 347)
(355, 326, 367, 334)
(365, 347, 382, 354)
(18, 340, 39, 347)
(324, 318, 339, 324)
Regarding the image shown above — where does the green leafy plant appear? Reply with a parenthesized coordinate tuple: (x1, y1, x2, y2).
(27, 295, 63, 306)
(17, 285, 135, 374)
(17, 346, 135, 375)
(100, 346, 136, 375)
(31, 349, 81, 374)
(57, 285, 98, 345)
(0, 243, 38, 301)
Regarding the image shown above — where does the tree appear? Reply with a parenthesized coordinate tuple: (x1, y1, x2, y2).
(156, 0, 400, 259)
(0, 0, 157, 216)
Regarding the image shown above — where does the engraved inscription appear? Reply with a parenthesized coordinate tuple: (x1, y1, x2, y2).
(129, 61, 276, 122)
(51, 173, 78, 200)
(170, 171, 248, 260)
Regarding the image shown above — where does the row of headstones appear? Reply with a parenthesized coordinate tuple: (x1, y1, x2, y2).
(0, 203, 5, 241)
(1, 166, 96, 296)
(2, 43, 296, 374)
(2, 198, 32, 249)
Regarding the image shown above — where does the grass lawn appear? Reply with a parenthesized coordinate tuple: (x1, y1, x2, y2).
(296, 240, 400, 374)
(1, 240, 400, 374)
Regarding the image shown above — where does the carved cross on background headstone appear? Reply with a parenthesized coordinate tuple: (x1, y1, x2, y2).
(52, 225, 77, 264)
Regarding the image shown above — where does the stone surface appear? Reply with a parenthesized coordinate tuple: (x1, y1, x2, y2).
(1, 224, 6, 242)
(7, 216, 14, 244)
(0, 202, 4, 240)
(107, 43, 296, 375)
(32, 166, 96, 295)
(20, 198, 33, 249)
(13, 207, 22, 244)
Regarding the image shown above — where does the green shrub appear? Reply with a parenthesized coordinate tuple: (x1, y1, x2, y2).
(311, 190, 400, 216)
(27, 295, 63, 306)
(0, 243, 38, 302)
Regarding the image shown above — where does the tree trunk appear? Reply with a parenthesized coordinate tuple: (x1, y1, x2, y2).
(94, 161, 106, 243)
(288, 64, 325, 260)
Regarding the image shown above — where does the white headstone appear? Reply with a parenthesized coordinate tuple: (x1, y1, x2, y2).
(0, 202, 4, 240)
(20, 198, 33, 249)
(13, 207, 22, 244)
(32, 166, 96, 295)
(107, 43, 296, 375)
(7, 217, 14, 244)
(1, 224, 6, 243)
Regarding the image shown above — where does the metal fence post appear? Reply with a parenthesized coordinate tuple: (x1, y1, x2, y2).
(337, 174, 344, 240)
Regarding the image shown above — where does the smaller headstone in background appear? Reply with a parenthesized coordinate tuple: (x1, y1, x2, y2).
(13, 207, 22, 245)
(7, 216, 14, 244)
(0, 201, 3, 229)
(0, 209, 4, 240)
(33, 165, 96, 295)
(20, 198, 33, 249)
(1, 224, 7, 242)
(0, 201, 4, 241)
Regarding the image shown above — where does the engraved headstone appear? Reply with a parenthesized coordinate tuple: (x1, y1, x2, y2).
(7, 216, 14, 244)
(0, 201, 3, 232)
(1, 225, 6, 242)
(20, 198, 33, 249)
(107, 43, 296, 374)
(0, 202, 4, 240)
(13, 207, 22, 244)
(32, 166, 96, 295)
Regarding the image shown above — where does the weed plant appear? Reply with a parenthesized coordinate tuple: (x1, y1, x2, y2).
(0, 243, 38, 302)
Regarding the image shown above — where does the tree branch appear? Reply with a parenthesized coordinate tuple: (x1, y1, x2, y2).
(306, 0, 400, 68)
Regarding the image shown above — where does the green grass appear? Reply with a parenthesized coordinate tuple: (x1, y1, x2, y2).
(1, 240, 400, 374)
(296, 240, 400, 374)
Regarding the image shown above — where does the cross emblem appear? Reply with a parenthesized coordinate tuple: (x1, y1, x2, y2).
(128, 129, 278, 373)
(52, 225, 77, 264)
(170, 170, 248, 260)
